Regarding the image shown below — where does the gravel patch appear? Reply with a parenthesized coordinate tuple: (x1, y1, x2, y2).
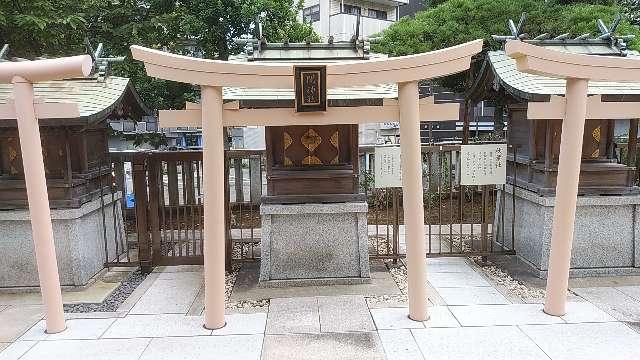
(225, 264, 241, 302)
(369, 235, 393, 255)
(366, 261, 408, 306)
(225, 263, 269, 309)
(64, 270, 148, 313)
(471, 257, 546, 300)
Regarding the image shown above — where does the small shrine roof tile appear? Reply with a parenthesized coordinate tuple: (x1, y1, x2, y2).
(0, 76, 151, 123)
(488, 50, 640, 100)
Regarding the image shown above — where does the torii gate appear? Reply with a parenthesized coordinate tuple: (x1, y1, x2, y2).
(0, 55, 93, 333)
(131, 39, 484, 328)
(505, 40, 640, 316)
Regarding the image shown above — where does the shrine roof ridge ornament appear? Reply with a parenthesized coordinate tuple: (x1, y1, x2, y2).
(129, 39, 483, 88)
(505, 40, 640, 82)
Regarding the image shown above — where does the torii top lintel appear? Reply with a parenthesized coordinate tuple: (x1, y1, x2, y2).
(130, 40, 483, 88)
(505, 40, 640, 82)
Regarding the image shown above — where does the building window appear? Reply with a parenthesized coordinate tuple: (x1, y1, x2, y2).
(342, 4, 361, 16)
(303, 5, 320, 23)
(368, 9, 387, 20)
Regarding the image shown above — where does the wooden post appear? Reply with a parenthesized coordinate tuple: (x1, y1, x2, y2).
(147, 156, 162, 265)
(234, 158, 244, 203)
(629, 119, 639, 186)
(544, 78, 589, 316)
(13, 77, 65, 333)
(398, 81, 429, 322)
(132, 153, 152, 273)
(184, 160, 195, 204)
(629, 119, 638, 167)
(167, 161, 179, 206)
(202, 85, 226, 330)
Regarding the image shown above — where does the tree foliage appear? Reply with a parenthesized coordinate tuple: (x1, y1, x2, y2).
(0, 0, 318, 110)
(375, 0, 640, 56)
(373, 0, 640, 89)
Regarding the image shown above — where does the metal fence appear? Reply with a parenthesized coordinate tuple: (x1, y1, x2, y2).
(364, 144, 516, 259)
(104, 151, 143, 268)
(105, 144, 515, 271)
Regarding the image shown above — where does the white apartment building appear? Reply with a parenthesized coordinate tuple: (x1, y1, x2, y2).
(299, 1, 409, 41)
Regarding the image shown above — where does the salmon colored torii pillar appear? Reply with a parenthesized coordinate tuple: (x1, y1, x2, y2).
(506, 40, 640, 316)
(0, 56, 93, 333)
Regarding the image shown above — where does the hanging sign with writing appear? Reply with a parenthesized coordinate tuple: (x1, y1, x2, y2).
(374, 145, 402, 188)
(294, 65, 327, 112)
(460, 144, 507, 185)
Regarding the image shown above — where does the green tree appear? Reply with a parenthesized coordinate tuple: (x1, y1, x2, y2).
(0, 0, 318, 110)
(373, 0, 640, 89)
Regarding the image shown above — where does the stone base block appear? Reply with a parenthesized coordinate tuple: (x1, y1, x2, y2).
(495, 186, 640, 278)
(0, 193, 124, 288)
(259, 202, 370, 284)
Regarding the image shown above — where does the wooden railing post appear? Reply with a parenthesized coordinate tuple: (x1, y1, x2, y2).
(147, 155, 162, 266)
(132, 153, 152, 273)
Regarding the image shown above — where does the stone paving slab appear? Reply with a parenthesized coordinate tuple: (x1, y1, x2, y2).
(426, 262, 476, 273)
(318, 295, 375, 333)
(19, 338, 151, 360)
(0, 341, 36, 360)
(370, 307, 424, 330)
(560, 301, 617, 323)
(140, 334, 263, 360)
(0, 280, 120, 306)
(427, 271, 491, 288)
(262, 332, 385, 360)
(266, 297, 319, 334)
(423, 306, 461, 328)
(436, 286, 511, 305)
(129, 272, 202, 315)
(116, 272, 159, 313)
(520, 322, 640, 360)
(449, 304, 565, 327)
(210, 313, 266, 336)
(0, 305, 43, 342)
(64, 311, 126, 320)
(231, 262, 400, 301)
(19, 318, 115, 341)
(411, 326, 550, 360)
(616, 285, 640, 302)
(102, 314, 211, 338)
(378, 329, 424, 360)
(572, 287, 640, 321)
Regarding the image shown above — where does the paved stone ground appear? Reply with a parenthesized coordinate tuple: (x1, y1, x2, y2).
(2, 258, 640, 360)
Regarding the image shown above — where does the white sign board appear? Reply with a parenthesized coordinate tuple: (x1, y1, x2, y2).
(374, 146, 402, 188)
(460, 144, 507, 185)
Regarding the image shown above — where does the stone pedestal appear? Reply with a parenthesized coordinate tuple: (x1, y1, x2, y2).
(495, 185, 640, 278)
(0, 193, 124, 288)
(259, 202, 370, 285)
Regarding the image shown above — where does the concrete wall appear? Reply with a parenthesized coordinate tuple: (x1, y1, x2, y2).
(495, 186, 640, 278)
(0, 194, 124, 288)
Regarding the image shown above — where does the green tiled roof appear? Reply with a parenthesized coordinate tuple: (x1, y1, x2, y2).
(0, 76, 151, 124)
(488, 50, 640, 100)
